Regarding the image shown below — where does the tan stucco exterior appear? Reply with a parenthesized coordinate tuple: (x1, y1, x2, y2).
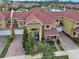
(0, 19, 6, 29)
(62, 17, 75, 37)
(26, 20, 43, 42)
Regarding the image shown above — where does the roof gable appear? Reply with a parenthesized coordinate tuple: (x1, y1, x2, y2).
(26, 8, 58, 24)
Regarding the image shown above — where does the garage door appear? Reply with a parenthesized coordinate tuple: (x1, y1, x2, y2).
(0, 29, 23, 36)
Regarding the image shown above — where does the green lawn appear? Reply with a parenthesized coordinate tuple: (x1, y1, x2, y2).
(0, 44, 9, 58)
(54, 55, 69, 59)
(52, 45, 57, 52)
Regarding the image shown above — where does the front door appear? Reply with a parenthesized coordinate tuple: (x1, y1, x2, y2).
(33, 32, 39, 42)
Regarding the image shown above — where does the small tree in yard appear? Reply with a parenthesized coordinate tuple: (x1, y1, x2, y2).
(22, 26, 28, 51)
(40, 42, 55, 59)
(6, 36, 14, 45)
(22, 26, 35, 55)
(26, 36, 35, 55)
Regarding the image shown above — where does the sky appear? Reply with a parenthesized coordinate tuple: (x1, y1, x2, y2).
(60, 0, 79, 2)
(12, 0, 79, 2)
(1, 0, 79, 2)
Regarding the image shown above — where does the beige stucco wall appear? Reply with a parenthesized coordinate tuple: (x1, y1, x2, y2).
(62, 17, 75, 37)
(0, 19, 6, 29)
(17, 21, 25, 28)
(26, 20, 43, 42)
(52, 20, 57, 28)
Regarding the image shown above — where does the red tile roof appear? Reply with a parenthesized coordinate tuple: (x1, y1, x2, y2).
(44, 28, 59, 36)
(1, 8, 79, 23)
(13, 11, 27, 20)
(0, 11, 6, 19)
(0, 11, 11, 20)
(63, 11, 79, 21)
(26, 8, 61, 24)
(73, 27, 79, 32)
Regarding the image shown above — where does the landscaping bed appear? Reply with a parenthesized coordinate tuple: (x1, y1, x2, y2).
(0, 36, 14, 58)
(72, 37, 79, 46)
(0, 44, 10, 58)
(54, 55, 69, 59)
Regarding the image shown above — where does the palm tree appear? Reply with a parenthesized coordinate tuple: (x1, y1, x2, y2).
(10, 9, 15, 37)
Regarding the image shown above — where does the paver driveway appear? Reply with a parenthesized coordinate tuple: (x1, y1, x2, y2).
(6, 35, 25, 57)
(59, 32, 78, 50)
(0, 36, 7, 53)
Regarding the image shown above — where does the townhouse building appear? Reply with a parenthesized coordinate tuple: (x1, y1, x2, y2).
(0, 8, 79, 42)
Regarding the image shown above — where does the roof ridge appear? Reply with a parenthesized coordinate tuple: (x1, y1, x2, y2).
(25, 8, 40, 19)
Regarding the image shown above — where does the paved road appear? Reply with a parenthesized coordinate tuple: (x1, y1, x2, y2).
(59, 32, 78, 50)
(0, 36, 7, 52)
(6, 35, 25, 57)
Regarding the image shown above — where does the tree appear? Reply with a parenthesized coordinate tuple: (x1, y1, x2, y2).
(22, 26, 28, 50)
(40, 42, 55, 59)
(10, 28, 15, 37)
(6, 35, 14, 45)
(26, 36, 35, 55)
(22, 26, 36, 55)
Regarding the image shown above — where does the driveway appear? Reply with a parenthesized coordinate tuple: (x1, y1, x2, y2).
(6, 35, 25, 57)
(59, 32, 78, 50)
(0, 36, 7, 53)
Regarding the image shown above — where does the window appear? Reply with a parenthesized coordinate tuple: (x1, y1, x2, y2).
(76, 23, 79, 25)
(46, 36, 56, 40)
(46, 36, 50, 40)
(50, 36, 53, 39)
(45, 25, 51, 29)
(14, 20, 17, 24)
(54, 36, 57, 39)
(31, 28, 37, 31)
(46, 25, 50, 28)
(20, 22, 22, 25)
(23, 21, 25, 24)
(7, 20, 11, 23)
(73, 32, 76, 35)
(56, 20, 59, 22)
(59, 21, 64, 26)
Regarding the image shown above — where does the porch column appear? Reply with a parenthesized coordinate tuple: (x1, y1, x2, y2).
(39, 26, 42, 42)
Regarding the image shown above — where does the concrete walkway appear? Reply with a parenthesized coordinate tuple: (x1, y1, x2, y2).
(54, 42, 61, 51)
(67, 49, 79, 59)
(6, 35, 25, 57)
(59, 32, 78, 50)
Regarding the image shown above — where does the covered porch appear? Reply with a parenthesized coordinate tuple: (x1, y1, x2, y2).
(44, 28, 60, 43)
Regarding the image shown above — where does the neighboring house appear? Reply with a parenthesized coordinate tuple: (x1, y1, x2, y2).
(61, 11, 79, 37)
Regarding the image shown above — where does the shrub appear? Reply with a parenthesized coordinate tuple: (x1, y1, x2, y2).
(10, 28, 15, 37)
(73, 37, 79, 44)
(40, 42, 55, 59)
(22, 26, 28, 49)
(0, 36, 14, 58)
(6, 36, 14, 45)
